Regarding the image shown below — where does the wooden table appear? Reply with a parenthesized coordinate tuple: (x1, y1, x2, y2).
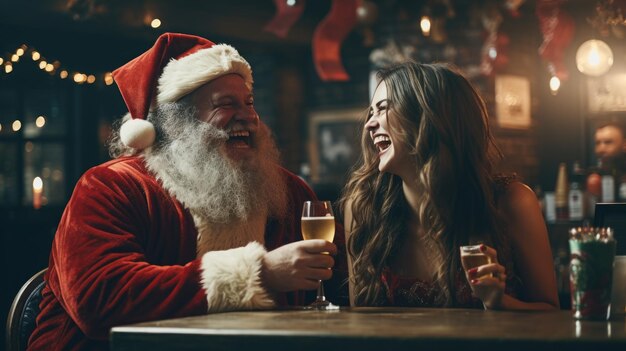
(110, 307, 626, 351)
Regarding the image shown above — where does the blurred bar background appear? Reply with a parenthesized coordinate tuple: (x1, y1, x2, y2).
(2, 0, 625, 341)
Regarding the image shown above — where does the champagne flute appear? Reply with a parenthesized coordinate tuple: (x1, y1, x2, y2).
(301, 200, 339, 310)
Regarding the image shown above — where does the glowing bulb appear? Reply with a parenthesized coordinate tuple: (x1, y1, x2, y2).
(287, 0, 297, 6)
(420, 16, 431, 36)
(150, 18, 161, 28)
(488, 47, 498, 59)
(12, 120, 22, 132)
(60, 70, 68, 79)
(87, 75, 96, 84)
(576, 39, 613, 76)
(0, 123, 2, 132)
(549, 76, 560, 95)
(32, 51, 40, 61)
(5, 63, 12, 74)
(39, 61, 47, 69)
(16, 48, 25, 56)
(73, 73, 83, 83)
(0, 57, 3, 65)
(45, 63, 54, 72)
(11, 54, 19, 62)
(33, 177, 43, 191)
(36, 115, 46, 127)
(104, 72, 114, 85)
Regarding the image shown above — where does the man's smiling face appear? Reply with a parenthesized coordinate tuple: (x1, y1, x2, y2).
(191, 73, 260, 161)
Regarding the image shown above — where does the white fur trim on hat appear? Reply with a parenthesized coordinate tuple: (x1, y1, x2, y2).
(157, 44, 253, 104)
(119, 117, 156, 150)
(199, 241, 275, 312)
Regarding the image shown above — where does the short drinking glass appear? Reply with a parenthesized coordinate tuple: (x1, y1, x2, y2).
(460, 244, 493, 279)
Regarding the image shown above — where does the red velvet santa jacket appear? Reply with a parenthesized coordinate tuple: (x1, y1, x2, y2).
(28, 156, 347, 351)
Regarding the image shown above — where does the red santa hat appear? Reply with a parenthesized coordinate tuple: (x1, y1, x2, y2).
(112, 32, 253, 150)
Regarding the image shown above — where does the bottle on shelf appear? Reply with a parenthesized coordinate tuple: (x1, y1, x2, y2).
(544, 191, 556, 222)
(568, 161, 585, 221)
(586, 161, 602, 218)
(618, 174, 626, 202)
(555, 162, 569, 221)
(599, 159, 615, 203)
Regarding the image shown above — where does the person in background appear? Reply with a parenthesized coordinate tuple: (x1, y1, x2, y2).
(28, 33, 346, 351)
(340, 62, 558, 310)
(594, 121, 626, 171)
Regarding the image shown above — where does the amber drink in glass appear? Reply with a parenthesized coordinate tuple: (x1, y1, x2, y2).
(460, 245, 493, 279)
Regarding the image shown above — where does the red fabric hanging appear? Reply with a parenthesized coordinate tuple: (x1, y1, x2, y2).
(264, 0, 306, 38)
(312, 0, 357, 81)
(536, 0, 575, 80)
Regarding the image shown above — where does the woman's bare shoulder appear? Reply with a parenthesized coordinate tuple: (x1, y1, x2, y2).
(497, 181, 542, 220)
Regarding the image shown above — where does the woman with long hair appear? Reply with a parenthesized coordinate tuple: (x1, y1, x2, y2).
(340, 62, 558, 310)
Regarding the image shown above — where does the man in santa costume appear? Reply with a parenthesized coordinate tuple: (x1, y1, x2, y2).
(28, 33, 346, 351)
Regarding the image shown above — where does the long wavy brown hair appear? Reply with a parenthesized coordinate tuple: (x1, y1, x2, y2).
(340, 62, 510, 306)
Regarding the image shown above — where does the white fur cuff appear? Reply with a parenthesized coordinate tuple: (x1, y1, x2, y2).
(199, 241, 275, 312)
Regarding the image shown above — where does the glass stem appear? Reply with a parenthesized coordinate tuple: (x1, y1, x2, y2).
(316, 280, 326, 302)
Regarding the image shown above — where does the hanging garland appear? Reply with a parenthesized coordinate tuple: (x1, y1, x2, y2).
(0, 44, 114, 86)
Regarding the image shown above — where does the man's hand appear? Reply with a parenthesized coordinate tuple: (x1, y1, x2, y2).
(261, 240, 337, 292)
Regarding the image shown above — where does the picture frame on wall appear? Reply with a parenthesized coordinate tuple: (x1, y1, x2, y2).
(495, 75, 532, 129)
(308, 108, 363, 185)
(587, 73, 626, 113)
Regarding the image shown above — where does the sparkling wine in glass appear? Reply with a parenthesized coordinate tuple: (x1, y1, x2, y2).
(301, 200, 339, 310)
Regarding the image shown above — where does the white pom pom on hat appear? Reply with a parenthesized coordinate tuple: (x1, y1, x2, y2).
(119, 118, 156, 150)
(112, 32, 253, 150)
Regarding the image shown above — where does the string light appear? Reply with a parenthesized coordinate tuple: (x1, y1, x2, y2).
(549, 76, 560, 95)
(1, 44, 114, 87)
(150, 18, 162, 28)
(12, 120, 22, 132)
(420, 16, 432, 37)
(36, 115, 46, 127)
(104, 72, 114, 85)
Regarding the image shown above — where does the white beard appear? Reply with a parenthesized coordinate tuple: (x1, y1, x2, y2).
(143, 102, 288, 257)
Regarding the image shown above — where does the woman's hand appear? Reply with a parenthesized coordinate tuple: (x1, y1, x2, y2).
(464, 244, 506, 310)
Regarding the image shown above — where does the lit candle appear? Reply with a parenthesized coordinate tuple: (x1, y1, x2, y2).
(33, 177, 43, 209)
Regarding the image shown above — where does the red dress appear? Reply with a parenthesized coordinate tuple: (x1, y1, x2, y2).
(381, 267, 522, 308)
(28, 156, 347, 351)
